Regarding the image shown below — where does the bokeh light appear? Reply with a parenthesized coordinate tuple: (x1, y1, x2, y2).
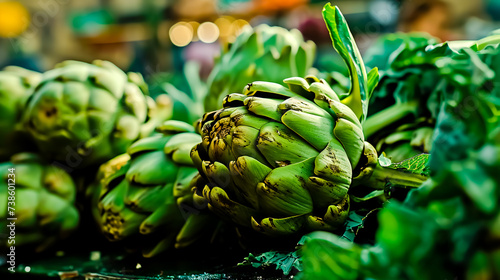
(215, 16, 234, 38)
(198, 22, 220, 43)
(169, 22, 194, 47)
(228, 19, 250, 42)
(0, 2, 30, 38)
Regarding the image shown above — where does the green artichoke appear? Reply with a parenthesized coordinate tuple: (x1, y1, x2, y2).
(205, 24, 316, 112)
(93, 121, 214, 257)
(192, 75, 375, 236)
(0, 66, 41, 160)
(22, 60, 170, 169)
(0, 153, 79, 252)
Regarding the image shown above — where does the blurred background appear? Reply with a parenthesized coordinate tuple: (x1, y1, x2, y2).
(1, 0, 499, 79)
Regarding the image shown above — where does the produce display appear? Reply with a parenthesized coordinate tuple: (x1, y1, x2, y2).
(0, 2, 499, 279)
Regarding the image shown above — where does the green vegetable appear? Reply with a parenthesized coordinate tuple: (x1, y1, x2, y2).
(302, 126, 500, 280)
(22, 60, 170, 168)
(92, 120, 216, 257)
(363, 29, 500, 163)
(0, 153, 79, 252)
(364, 32, 438, 73)
(429, 44, 500, 171)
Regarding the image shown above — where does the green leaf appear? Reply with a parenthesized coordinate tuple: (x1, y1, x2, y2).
(364, 32, 438, 71)
(350, 190, 385, 203)
(340, 210, 378, 242)
(366, 67, 380, 100)
(238, 250, 302, 275)
(322, 3, 370, 123)
(384, 154, 431, 176)
(301, 232, 362, 280)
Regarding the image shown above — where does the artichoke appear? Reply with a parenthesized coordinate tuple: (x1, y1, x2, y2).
(205, 24, 316, 112)
(22, 60, 170, 168)
(0, 66, 41, 160)
(0, 153, 79, 252)
(93, 121, 214, 257)
(192, 76, 367, 235)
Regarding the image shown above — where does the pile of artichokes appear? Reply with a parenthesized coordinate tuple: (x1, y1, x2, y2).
(0, 4, 446, 273)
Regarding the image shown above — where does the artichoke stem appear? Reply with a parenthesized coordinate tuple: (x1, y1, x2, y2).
(363, 101, 419, 138)
(367, 163, 428, 190)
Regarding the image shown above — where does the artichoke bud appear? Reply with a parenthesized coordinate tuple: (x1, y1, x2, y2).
(192, 77, 368, 236)
(0, 153, 79, 252)
(93, 120, 215, 257)
(22, 60, 169, 168)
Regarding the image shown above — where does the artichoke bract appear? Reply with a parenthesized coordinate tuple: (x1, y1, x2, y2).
(22, 60, 170, 169)
(0, 66, 41, 160)
(0, 153, 79, 252)
(205, 24, 316, 112)
(93, 121, 214, 257)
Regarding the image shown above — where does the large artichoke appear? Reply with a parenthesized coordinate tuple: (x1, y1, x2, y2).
(192, 76, 366, 235)
(22, 60, 170, 168)
(92, 121, 214, 257)
(0, 153, 79, 252)
(0, 66, 41, 160)
(205, 24, 316, 112)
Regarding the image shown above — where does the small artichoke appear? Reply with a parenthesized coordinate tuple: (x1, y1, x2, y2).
(205, 24, 316, 112)
(0, 153, 79, 252)
(0, 66, 41, 160)
(22, 60, 170, 168)
(93, 121, 214, 257)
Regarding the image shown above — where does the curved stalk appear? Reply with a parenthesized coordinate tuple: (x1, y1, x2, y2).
(363, 101, 419, 138)
(364, 163, 428, 190)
